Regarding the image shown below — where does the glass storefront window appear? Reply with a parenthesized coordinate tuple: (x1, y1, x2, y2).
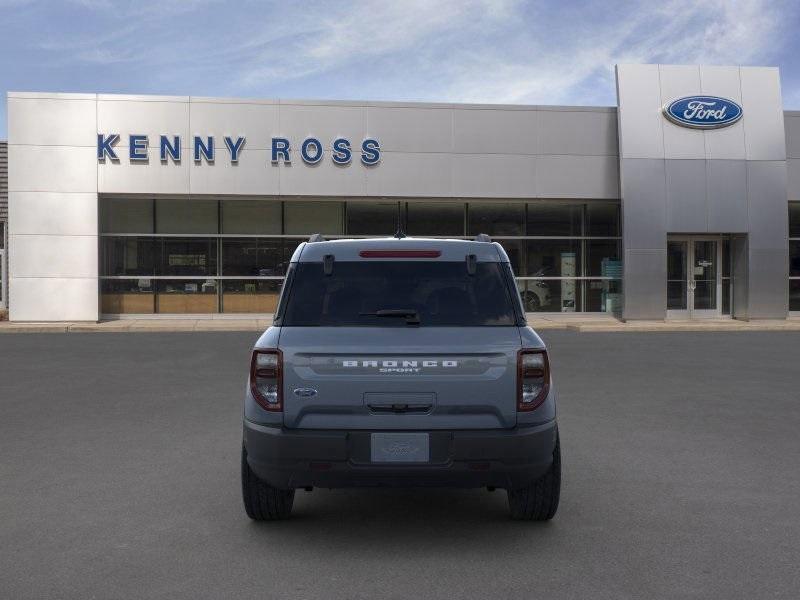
(347, 202, 398, 235)
(667, 241, 688, 310)
(526, 240, 581, 277)
(722, 238, 732, 315)
(99, 198, 622, 314)
(156, 279, 218, 313)
(468, 202, 524, 236)
(526, 203, 581, 236)
(221, 280, 283, 313)
(586, 202, 620, 236)
(497, 240, 523, 274)
(161, 238, 217, 276)
(587, 240, 621, 276)
(155, 199, 218, 234)
(407, 202, 464, 236)
(790, 240, 800, 277)
(722, 239, 731, 278)
(722, 280, 732, 315)
(790, 202, 800, 238)
(101, 237, 159, 276)
(790, 204, 799, 312)
(284, 201, 343, 235)
(519, 279, 581, 312)
(222, 239, 257, 276)
(221, 200, 281, 234)
(221, 239, 289, 276)
(791, 280, 800, 312)
(518, 279, 548, 312)
(584, 279, 622, 313)
(101, 198, 153, 233)
(100, 279, 155, 314)
(284, 238, 305, 263)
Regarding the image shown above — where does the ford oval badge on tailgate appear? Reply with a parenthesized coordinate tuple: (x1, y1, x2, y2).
(663, 96, 742, 129)
(293, 388, 318, 398)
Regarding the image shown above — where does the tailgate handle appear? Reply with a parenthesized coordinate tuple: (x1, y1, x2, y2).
(368, 403, 432, 414)
(363, 392, 436, 414)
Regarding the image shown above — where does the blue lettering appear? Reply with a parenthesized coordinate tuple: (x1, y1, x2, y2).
(97, 133, 120, 161)
(224, 136, 246, 162)
(160, 135, 181, 162)
(331, 138, 352, 165)
(129, 135, 148, 161)
(194, 136, 215, 162)
(301, 137, 323, 164)
(271, 137, 291, 163)
(361, 138, 381, 165)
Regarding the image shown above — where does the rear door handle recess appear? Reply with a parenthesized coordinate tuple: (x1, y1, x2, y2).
(363, 392, 436, 414)
(367, 403, 432, 414)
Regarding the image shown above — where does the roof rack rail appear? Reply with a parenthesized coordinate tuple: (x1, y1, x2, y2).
(307, 233, 326, 243)
(473, 233, 492, 243)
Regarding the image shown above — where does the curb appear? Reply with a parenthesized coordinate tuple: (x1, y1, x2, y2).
(0, 324, 71, 333)
(567, 321, 800, 333)
(0, 321, 269, 334)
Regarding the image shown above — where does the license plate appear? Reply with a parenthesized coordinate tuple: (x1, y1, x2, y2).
(370, 433, 430, 463)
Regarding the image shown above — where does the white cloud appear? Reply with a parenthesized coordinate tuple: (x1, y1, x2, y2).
(15, 0, 799, 107)
(438, 0, 794, 106)
(614, 0, 784, 65)
(222, 0, 794, 106)
(236, 0, 519, 88)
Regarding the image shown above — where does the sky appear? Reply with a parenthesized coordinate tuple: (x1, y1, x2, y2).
(2, 0, 800, 139)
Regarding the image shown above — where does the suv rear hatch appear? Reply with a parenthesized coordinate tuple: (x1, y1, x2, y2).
(276, 253, 523, 430)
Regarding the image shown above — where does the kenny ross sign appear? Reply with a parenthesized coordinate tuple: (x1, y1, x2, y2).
(97, 134, 381, 166)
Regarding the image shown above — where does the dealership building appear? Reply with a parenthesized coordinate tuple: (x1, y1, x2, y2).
(3, 63, 800, 321)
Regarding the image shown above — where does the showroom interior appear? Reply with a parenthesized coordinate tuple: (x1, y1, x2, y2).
(98, 197, 622, 315)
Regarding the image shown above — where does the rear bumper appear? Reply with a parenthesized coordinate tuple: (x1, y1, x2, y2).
(243, 420, 558, 490)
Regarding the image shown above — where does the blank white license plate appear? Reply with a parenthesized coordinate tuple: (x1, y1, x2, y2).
(370, 433, 430, 463)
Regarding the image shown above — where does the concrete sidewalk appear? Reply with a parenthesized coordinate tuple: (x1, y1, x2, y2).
(527, 314, 800, 332)
(1, 315, 799, 333)
(0, 319, 272, 333)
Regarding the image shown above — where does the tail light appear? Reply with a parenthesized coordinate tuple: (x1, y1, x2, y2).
(250, 349, 283, 411)
(517, 349, 550, 411)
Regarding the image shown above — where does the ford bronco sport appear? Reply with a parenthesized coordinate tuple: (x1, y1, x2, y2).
(241, 235, 560, 520)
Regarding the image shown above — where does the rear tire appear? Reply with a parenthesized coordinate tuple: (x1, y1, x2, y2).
(241, 446, 295, 520)
(507, 433, 561, 521)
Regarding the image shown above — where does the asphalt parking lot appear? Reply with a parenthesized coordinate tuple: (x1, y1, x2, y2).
(1, 330, 799, 599)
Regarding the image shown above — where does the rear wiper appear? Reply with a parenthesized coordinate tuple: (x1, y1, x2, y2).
(359, 309, 420, 325)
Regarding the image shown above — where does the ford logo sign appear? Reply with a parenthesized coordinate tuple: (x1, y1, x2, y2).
(293, 388, 318, 398)
(663, 96, 743, 129)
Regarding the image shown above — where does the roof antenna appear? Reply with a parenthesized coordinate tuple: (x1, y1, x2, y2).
(394, 201, 406, 239)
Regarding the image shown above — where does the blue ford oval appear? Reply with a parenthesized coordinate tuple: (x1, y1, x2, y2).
(664, 96, 743, 129)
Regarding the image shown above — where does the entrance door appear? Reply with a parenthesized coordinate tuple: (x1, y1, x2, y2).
(667, 237, 722, 319)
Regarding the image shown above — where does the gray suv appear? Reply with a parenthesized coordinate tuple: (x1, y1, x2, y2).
(241, 235, 560, 520)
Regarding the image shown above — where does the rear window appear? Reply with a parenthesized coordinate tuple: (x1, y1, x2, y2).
(280, 261, 518, 326)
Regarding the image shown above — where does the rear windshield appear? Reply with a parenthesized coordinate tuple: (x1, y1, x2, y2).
(280, 261, 518, 327)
